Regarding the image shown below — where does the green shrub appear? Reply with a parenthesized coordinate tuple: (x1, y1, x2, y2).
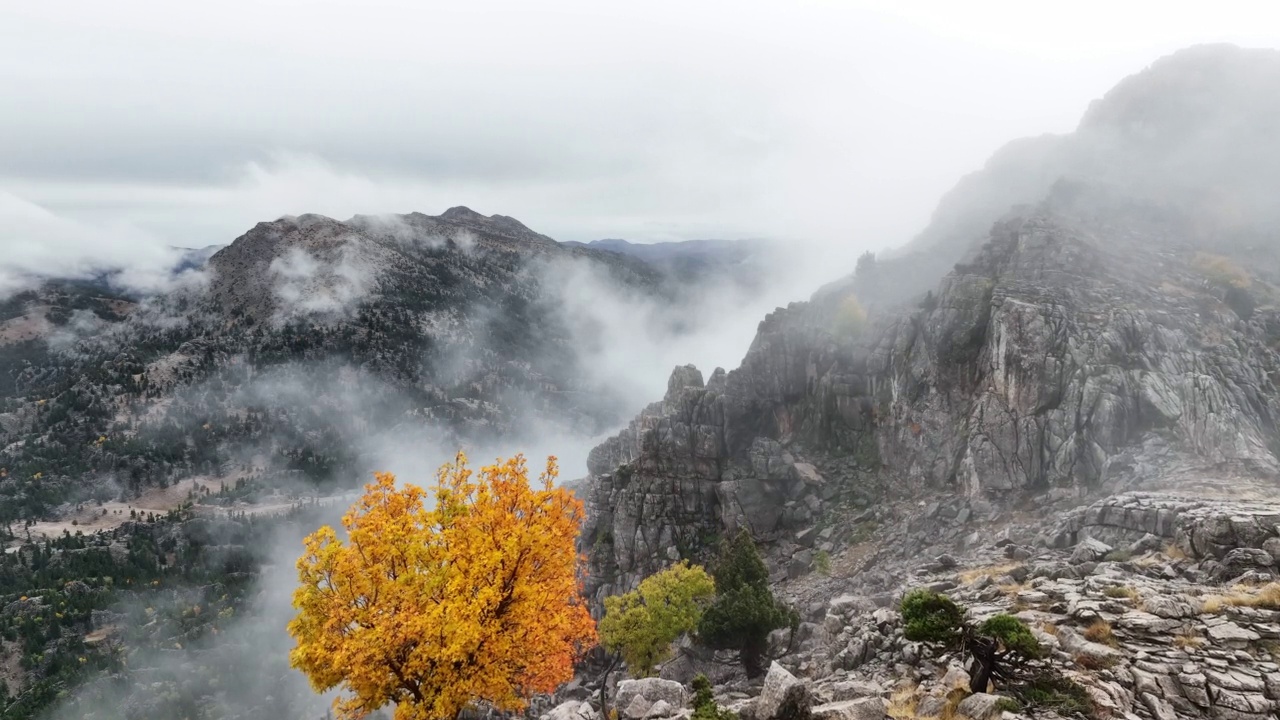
(994, 697, 1023, 714)
(1103, 549, 1131, 563)
(812, 550, 831, 576)
(691, 674, 736, 720)
(900, 589, 964, 646)
(1013, 673, 1095, 718)
(978, 613, 1041, 658)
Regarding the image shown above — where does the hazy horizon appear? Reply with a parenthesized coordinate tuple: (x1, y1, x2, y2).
(5, 1, 1280, 285)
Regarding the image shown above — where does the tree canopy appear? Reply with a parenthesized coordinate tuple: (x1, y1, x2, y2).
(288, 454, 597, 720)
(599, 561, 715, 676)
(697, 528, 797, 678)
(900, 589, 1042, 695)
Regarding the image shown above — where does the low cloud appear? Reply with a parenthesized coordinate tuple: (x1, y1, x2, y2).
(0, 191, 194, 298)
(269, 245, 376, 323)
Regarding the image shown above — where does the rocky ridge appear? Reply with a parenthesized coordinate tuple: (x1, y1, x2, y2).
(0, 205, 725, 521)
(569, 44, 1280, 720)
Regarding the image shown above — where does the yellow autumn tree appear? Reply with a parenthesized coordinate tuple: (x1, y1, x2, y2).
(599, 561, 715, 677)
(288, 454, 597, 720)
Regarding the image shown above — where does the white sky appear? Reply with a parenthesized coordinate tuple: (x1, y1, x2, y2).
(2, 0, 1280, 278)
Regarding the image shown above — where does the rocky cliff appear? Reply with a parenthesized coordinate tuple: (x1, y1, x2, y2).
(578, 44, 1280, 609)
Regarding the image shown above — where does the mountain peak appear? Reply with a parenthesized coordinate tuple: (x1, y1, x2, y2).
(1080, 44, 1280, 134)
(439, 206, 488, 222)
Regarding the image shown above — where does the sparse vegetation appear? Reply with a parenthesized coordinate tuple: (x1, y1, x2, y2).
(1083, 619, 1119, 647)
(901, 589, 1040, 693)
(999, 581, 1028, 599)
(885, 685, 920, 720)
(1172, 628, 1206, 649)
(691, 674, 737, 720)
(833, 295, 868, 338)
(1194, 252, 1251, 289)
(994, 697, 1023, 714)
(1103, 585, 1140, 601)
(848, 519, 879, 544)
(957, 562, 1022, 585)
(1074, 652, 1119, 670)
(1011, 672, 1095, 718)
(811, 549, 832, 576)
(1200, 582, 1280, 612)
(1103, 549, 1131, 563)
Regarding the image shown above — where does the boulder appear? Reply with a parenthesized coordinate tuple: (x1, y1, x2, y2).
(810, 698, 886, 720)
(756, 662, 812, 720)
(1056, 626, 1123, 665)
(624, 695, 653, 720)
(1263, 536, 1280, 565)
(617, 679, 687, 716)
(543, 701, 600, 720)
(1070, 537, 1113, 564)
(1215, 548, 1277, 580)
(956, 693, 1004, 720)
(645, 700, 676, 719)
(816, 680, 885, 703)
(1206, 621, 1261, 645)
(1139, 593, 1197, 619)
(916, 695, 948, 717)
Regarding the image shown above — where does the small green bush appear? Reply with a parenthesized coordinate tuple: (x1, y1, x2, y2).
(1013, 673, 1095, 718)
(993, 697, 1023, 714)
(691, 674, 737, 720)
(900, 589, 964, 646)
(979, 613, 1041, 658)
(1103, 549, 1131, 563)
(812, 550, 831, 576)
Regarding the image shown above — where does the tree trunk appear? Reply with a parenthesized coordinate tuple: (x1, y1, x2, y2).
(967, 638, 996, 693)
(600, 653, 621, 719)
(741, 639, 767, 679)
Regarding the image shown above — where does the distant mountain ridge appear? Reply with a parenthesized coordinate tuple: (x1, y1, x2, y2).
(0, 206, 744, 522)
(863, 43, 1280, 308)
(562, 237, 777, 288)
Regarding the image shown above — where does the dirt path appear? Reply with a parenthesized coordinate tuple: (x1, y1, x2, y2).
(18, 476, 223, 540)
(11, 474, 359, 545)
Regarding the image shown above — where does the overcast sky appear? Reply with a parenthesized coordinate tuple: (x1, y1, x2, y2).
(3, 0, 1280, 284)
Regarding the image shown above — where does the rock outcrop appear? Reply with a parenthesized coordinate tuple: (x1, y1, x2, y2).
(575, 45, 1280, 720)
(582, 196, 1280, 598)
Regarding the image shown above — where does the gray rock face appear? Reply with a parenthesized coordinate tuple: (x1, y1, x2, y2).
(623, 695, 652, 720)
(583, 204, 1280, 598)
(955, 693, 1004, 720)
(615, 678, 688, 715)
(543, 701, 600, 720)
(579, 44, 1280, 720)
(1053, 492, 1280, 561)
(1071, 537, 1114, 564)
(809, 698, 885, 720)
(756, 662, 812, 720)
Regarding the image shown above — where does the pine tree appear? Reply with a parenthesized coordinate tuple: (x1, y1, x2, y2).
(696, 529, 796, 678)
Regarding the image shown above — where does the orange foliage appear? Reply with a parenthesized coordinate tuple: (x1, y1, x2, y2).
(288, 454, 597, 720)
